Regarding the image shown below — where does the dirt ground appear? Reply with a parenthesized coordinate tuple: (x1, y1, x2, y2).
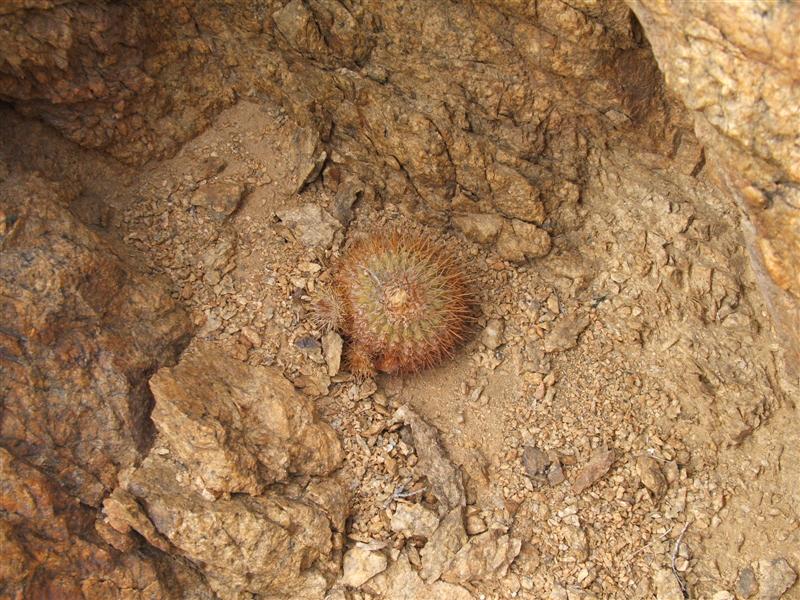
(3, 100, 797, 599)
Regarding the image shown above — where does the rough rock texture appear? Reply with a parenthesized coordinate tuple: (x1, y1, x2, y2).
(0, 447, 211, 600)
(149, 343, 343, 496)
(0, 171, 191, 507)
(104, 344, 349, 600)
(0, 172, 205, 597)
(0, 0, 674, 236)
(627, 0, 800, 369)
(1, 1, 797, 362)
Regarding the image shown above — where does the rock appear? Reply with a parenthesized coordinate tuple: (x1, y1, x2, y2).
(240, 326, 262, 348)
(420, 507, 468, 583)
(190, 181, 244, 218)
(331, 179, 364, 226)
(496, 221, 552, 263)
(572, 447, 615, 495)
(441, 526, 522, 584)
(293, 130, 328, 193)
(522, 446, 550, 478)
(547, 460, 566, 486)
(465, 514, 488, 536)
(712, 592, 734, 600)
(391, 405, 465, 515)
(628, 1, 800, 369)
(637, 455, 668, 498)
(367, 553, 472, 600)
(0, 173, 191, 506)
(653, 568, 684, 600)
(487, 163, 545, 224)
(277, 203, 341, 248)
(550, 583, 569, 600)
(0, 448, 201, 599)
(452, 213, 505, 244)
(544, 314, 591, 353)
(341, 546, 388, 588)
(322, 330, 344, 376)
(112, 451, 345, 600)
(202, 236, 237, 276)
(736, 566, 758, 599)
(148, 342, 344, 496)
(481, 318, 505, 350)
(756, 558, 797, 600)
(391, 502, 440, 540)
(564, 526, 589, 562)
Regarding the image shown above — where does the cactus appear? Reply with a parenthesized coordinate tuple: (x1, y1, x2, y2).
(313, 231, 475, 377)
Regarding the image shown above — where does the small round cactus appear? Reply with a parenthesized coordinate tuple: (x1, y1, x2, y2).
(312, 231, 475, 378)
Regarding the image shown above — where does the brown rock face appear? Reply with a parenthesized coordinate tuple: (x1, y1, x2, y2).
(0, 172, 191, 506)
(0, 172, 202, 597)
(0, 447, 209, 600)
(104, 345, 348, 600)
(627, 0, 800, 368)
(148, 343, 344, 496)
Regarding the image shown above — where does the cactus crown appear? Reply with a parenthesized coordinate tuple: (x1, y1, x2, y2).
(321, 231, 475, 377)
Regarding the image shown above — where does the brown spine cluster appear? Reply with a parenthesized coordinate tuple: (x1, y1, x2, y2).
(312, 231, 475, 378)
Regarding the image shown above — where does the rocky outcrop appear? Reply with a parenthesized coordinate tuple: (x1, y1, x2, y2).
(148, 344, 344, 497)
(0, 447, 211, 600)
(0, 171, 191, 506)
(0, 172, 202, 597)
(627, 0, 800, 370)
(0, 0, 680, 256)
(102, 345, 348, 600)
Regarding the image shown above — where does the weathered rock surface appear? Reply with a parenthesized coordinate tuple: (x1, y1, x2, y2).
(441, 525, 522, 584)
(98, 343, 349, 600)
(0, 172, 191, 506)
(391, 405, 465, 516)
(367, 553, 473, 600)
(149, 343, 344, 496)
(0, 447, 211, 600)
(110, 451, 346, 600)
(627, 0, 800, 369)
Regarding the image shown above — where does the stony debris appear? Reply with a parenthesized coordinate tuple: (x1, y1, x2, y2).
(292, 129, 327, 193)
(149, 343, 343, 496)
(756, 558, 797, 600)
(420, 507, 469, 584)
(522, 446, 550, 478)
(571, 446, 615, 495)
(190, 181, 245, 218)
(452, 213, 505, 245)
(653, 567, 685, 600)
(481, 318, 505, 350)
(495, 220, 551, 263)
(390, 502, 440, 539)
(323, 330, 344, 376)
(637, 454, 668, 499)
(341, 545, 388, 588)
(276, 203, 341, 248)
(391, 405, 465, 515)
(441, 526, 522, 584)
(368, 553, 473, 600)
(543, 313, 591, 353)
(736, 566, 758, 599)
